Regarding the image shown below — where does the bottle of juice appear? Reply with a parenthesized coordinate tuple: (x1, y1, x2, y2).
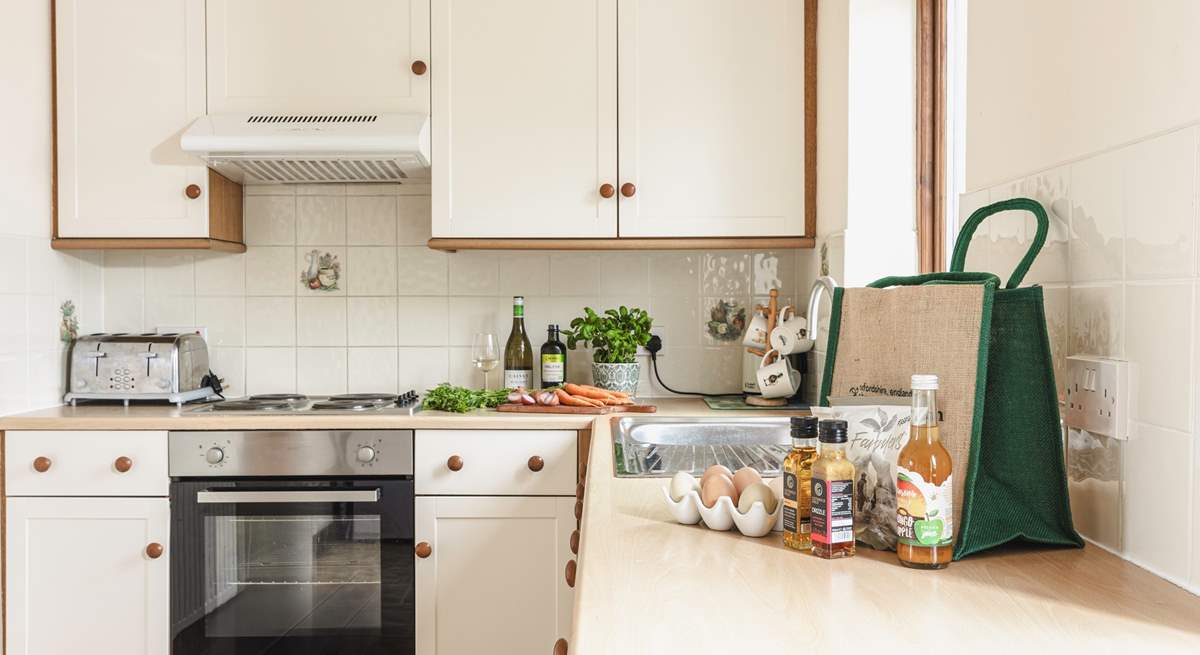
(811, 419, 855, 559)
(782, 416, 819, 551)
(896, 374, 954, 569)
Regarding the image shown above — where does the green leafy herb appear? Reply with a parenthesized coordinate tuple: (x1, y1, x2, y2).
(562, 306, 653, 364)
(423, 384, 511, 413)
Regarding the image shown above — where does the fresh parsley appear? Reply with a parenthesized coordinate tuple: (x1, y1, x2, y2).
(423, 383, 511, 413)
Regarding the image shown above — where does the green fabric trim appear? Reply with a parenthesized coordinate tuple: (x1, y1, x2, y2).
(950, 197, 1049, 289)
(817, 287, 844, 407)
(868, 271, 1001, 289)
(953, 279, 997, 559)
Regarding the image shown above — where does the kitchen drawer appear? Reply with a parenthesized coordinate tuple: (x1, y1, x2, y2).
(4, 431, 168, 497)
(415, 430, 577, 496)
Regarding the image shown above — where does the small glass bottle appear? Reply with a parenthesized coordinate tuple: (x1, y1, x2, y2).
(811, 419, 856, 559)
(896, 374, 954, 569)
(782, 416, 819, 551)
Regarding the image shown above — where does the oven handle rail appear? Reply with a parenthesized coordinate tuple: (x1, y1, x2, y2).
(196, 489, 381, 504)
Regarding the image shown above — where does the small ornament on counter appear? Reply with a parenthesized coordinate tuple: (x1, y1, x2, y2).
(59, 300, 79, 344)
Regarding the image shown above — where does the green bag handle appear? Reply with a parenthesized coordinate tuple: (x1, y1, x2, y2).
(868, 271, 1001, 289)
(949, 197, 1048, 289)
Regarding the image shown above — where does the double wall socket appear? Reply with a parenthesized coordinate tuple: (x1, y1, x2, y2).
(1064, 355, 1129, 440)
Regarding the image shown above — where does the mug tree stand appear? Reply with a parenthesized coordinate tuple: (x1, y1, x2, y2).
(744, 289, 789, 407)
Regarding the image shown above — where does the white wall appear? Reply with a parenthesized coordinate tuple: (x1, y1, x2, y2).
(963, 0, 1199, 593)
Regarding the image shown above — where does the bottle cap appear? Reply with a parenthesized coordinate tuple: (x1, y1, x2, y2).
(790, 416, 818, 438)
(911, 374, 939, 390)
(818, 419, 848, 443)
(513, 296, 525, 304)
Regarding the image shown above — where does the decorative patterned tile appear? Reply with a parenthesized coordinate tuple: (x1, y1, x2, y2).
(752, 251, 795, 295)
(297, 247, 345, 294)
(702, 297, 748, 345)
(1070, 150, 1125, 282)
(702, 252, 751, 295)
(1068, 285, 1123, 358)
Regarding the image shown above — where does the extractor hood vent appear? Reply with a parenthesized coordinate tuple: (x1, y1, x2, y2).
(246, 114, 379, 125)
(181, 112, 429, 184)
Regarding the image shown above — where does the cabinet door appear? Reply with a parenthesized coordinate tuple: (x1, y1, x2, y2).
(206, 0, 429, 114)
(416, 496, 575, 655)
(617, 0, 807, 237)
(55, 0, 208, 238)
(432, 0, 618, 238)
(5, 497, 170, 655)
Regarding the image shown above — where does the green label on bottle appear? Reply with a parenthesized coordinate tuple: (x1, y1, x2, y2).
(541, 354, 564, 384)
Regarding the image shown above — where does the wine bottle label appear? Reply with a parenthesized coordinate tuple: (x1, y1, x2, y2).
(504, 369, 532, 389)
(895, 468, 953, 547)
(541, 354, 565, 384)
(810, 478, 854, 545)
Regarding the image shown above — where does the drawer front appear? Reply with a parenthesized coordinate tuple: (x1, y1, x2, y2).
(5, 431, 168, 497)
(415, 430, 577, 496)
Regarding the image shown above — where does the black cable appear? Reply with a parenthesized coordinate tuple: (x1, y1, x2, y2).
(645, 335, 719, 397)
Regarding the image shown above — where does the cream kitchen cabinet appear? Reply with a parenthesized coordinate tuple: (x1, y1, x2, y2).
(430, 0, 812, 245)
(5, 497, 170, 655)
(53, 0, 243, 252)
(415, 496, 576, 655)
(205, 0, 429, 114)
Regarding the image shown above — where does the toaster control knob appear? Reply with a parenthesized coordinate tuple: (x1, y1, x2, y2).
(205, 447, 225, 465)
(356, 446, 377, 463)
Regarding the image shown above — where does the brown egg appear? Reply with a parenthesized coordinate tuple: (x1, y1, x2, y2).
(700, 464, 733, 488)
(701, 473, 739, 508)
(731, 467, 763, 494)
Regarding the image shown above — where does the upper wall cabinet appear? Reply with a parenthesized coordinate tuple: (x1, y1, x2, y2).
(206, 0, 430, 114)
(53, 0, 243, 252)
(431, 0, 618, 239)
(430, 0, 814, 247)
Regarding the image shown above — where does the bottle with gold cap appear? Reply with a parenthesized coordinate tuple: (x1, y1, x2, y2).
(782, 416, 819, 551)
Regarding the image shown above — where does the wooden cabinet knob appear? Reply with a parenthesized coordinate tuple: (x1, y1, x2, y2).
(447, 455, 463, 471)
(415, 542, 432, 559)
(569, 529, 579, 555)
(554, 638, 569, 655)
(574, 500, 583, 521)
(145, 543, 164, 559)
(564, 560, 576, 588)
(528, 455, 545, 472)
(411, 60, 428, 75)
(33, 456, 52, 473)
(620, 182, 636, 198)
(599, 183, 615, 198)
(114, 456, 133, 473)
(185, 184, 202, 199)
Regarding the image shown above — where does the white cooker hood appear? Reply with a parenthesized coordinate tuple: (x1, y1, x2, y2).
(181, 113, 430, 184)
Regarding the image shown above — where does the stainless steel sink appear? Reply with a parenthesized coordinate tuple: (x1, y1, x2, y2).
(613, 416, 792, 477)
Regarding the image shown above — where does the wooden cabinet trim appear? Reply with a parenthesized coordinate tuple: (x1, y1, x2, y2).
(428, 236, 816, 252)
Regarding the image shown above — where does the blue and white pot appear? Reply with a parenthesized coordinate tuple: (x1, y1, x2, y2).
(591, 362, 641, 395)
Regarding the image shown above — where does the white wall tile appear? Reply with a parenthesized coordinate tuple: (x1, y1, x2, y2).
(1123, 423, 1193, 581)
(448, 252, 499, 295)
(0, 295, 28, 354)
(448, 296, 501, 347)
(243, 195, 296, 246)
(395, 296, 446, 346)
(0, 352, 29, 414)
(752, 251, 796, 295)
(144, 252, 195, 297)
(1125, 282, 1192, 432)
(447, 346, 480, 388)
(0, 236, 30, 294)
(244, 183, 294, 196)
(1015, 167, 1071, 285)
(347, 247, 398, 295)
(498, 252, 550, 296)
(208, 347, 245, 396)
(195, 252, 245, 296)
(1067, 428, 1123, 552)
(145, 296, 195, 331)
(297, 347, 348, 395)
(26, 239, 54, 295)
(599, 253, 650, 296)
(102, 251, 144, 296)
(297, 196, 347, 245)
(296, 296, 347, 346)
(1070, 150, 1125, 282)
(396, 195, 433, 246)
(397, 247, 448, 295)
(103, 293, 142, 334)
(297, 184, 346, 196)
(246, 296, 296, 347)
(245, 347, 296, 394)
(348, 297, 400, 346)
(348, 347, 399, 393)
(649, 252, 700, 296)
(49, 250, 83, 301)
(1069, 285, 1123, 357)
(1125, 127, 1198, 280)
(399, 346, 449, 392)
(649, 295, 700, 348)
(245, 247, 296, 296)
(1042, 285, 1069, 398)
(27, 348, 65, 408)
(347, 196, 398, 246)
(548, 253, 602, 295)
(195, 297, 246, 348)
(26, 295, 58, 351)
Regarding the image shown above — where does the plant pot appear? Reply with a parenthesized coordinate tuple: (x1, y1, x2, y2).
(591, 362, 641, 395)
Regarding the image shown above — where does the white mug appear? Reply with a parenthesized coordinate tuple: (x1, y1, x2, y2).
(756, 349, 800, 399)
(769, 305, 811, 355)
(742, 309, 770, 348)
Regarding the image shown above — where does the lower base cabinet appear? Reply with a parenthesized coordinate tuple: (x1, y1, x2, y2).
(416, 496, 576, 654)
(4, 497, 170, 655)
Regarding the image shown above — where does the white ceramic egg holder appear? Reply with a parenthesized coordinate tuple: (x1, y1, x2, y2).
(661, 487, 782, 538)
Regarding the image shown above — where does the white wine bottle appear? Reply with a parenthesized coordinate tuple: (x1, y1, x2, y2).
(503, 296, 533, 389)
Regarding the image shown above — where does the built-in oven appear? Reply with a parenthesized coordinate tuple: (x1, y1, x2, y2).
(168, 430, 415, 655)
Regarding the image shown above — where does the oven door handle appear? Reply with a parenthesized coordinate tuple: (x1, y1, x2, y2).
(196, 489, 381, 504)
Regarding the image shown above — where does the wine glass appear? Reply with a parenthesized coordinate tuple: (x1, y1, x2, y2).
(471, 332, 500, 389)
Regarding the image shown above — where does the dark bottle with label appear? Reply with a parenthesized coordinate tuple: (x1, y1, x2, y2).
(811, 419, 856, 559)
(782, 416, 819, 551)
(540, 324, 567, 387)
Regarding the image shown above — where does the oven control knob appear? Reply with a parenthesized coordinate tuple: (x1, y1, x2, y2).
(356, 446, 377, 464)
(205, 447, 225, 465)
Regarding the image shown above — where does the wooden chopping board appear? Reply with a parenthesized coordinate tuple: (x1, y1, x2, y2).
(495, 403, 657, 415)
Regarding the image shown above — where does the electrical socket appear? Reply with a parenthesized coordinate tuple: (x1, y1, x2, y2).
(638, 328, 666, 357)
(1063, 355, 1129, 440)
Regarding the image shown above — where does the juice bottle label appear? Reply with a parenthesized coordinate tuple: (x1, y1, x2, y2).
(895, 468, 953, 547)
(810, 478, 853, 544)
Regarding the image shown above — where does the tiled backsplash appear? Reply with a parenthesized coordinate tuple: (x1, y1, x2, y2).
(96, 184, 814, 398)
(959, 124, 1199, 592)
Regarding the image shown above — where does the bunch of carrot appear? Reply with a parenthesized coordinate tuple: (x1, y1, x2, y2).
(508, 383, 634, 408)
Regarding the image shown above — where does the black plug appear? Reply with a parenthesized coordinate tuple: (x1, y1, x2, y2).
(645, 334, 663, 356)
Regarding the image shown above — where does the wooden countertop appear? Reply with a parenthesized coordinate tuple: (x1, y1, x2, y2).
(571, 417, 1200, 653)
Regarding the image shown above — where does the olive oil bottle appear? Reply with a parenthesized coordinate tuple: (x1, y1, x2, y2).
(540, 324, 567, 386)
(811, 419, 856, 559)
(896, 374, 954, 569)
(782, 416, 819, 551)
(503, 296, 533, 389)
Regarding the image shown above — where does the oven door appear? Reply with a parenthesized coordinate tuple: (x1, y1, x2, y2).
(170, 478, 414, 655)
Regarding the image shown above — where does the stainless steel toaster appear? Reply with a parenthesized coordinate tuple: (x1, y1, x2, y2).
(64, 333, 215, 406)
